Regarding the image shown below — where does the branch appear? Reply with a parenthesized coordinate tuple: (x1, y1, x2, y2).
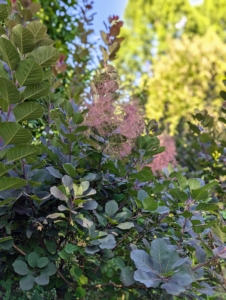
(57, 270, 76, 290)
(192, 248, 226, 271)
(13, 244, 26, 256)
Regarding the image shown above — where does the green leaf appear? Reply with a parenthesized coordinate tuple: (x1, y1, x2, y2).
(0, 77, 20, 104)
(120, 266, 135, 286)
(143, 196, 158, 211)
(117, 222, 134, 230)
(26, 21, 47, 42)
(191, 187, 208, 201)
(0, 61, 9, 79)
(19, 274, 35, 291)
(78, 274, 88, 286)
(130, 166, 153, 181)
(35, 38, 55, 48)
(45, 239, 57, 254)
(0, 4, 8, 21)
(130, 249, 154, 272)
(0, 122, 32, 145)
(50, 186, 68, 201)
(46, 213, 66, 219)
(63, 163, 77, 177)
(37, 257, 48, 268)
(0, 176, 26, 191)
(0, 198, 15, 206)
(0, 162, 14, 177)
(27, 252, 39, 268)
(29, 46, 60, 68)
(0, 239, 13, 250)
(150, 238, 169, 267)
(93, 211, 107, 227)
(196, 203, 219, 211)
(200, 133, 212, 143)
(203, 180, 219, 191)
(0, 236, 13, 243)
(105, 200, 118, 216)
(174, 173, 188, 189)
(0, 37, 20, 70)
(75, 287, 86, 298)
(41, 262, 57, 276)
(12, 260, 29, 276)
(188, 178, 201, 190)
(212, 224, 226, 243)
(169, 189, 188, 202)
(14, 102, 44, 122)
(65, 243, 78, 253)
(11, 24, 35, 54)
(15, 59, 43, 87)
(23, 82, 50, 100)
(73, 112, 84, 124)
(98, 234, 116, 249)
(35, 275, 49, 285)
(0, 97, 8, 111)
(6, 145, 41, 163)
(59, 249, 73, 260)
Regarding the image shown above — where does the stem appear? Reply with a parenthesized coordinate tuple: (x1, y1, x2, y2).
(192, 248, 226, 271)
(57, 270, 76, 289)
(13, 244, 26, 256)
(6, 104, 13, 121)
(69, 125, 72, 163)
(113, 232, 130, 250)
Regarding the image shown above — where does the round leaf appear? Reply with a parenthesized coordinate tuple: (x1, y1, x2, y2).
(37, 257, 49, 268)
(26, 21, 47, 42)
(19, 274, 35, 291)
(27, 252, 39, 268)
(35, 275, 49, 285)
(41, 262, 57, 276)
(12, 260, 29, 275)
(105, 200, 118, 216)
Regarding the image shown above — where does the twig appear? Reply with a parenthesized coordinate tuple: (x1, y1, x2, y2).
(13, 244, 26, 256)
(57, 270, 76, 289)
(192, 248, 226, 271)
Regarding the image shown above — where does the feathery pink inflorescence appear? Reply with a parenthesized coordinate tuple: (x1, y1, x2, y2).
(85, 65, 145, 157)
(149, 135, 177, 173)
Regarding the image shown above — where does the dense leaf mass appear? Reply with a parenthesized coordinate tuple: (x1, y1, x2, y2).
(0, 1, 226, 300)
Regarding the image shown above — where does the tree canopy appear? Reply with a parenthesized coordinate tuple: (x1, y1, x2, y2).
(116, 0, 226, 131)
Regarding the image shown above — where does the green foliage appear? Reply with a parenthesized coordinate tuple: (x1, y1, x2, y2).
(0, 1, 226, 300)
(116, 0, 226, 132)
(145, 32, 226, 133)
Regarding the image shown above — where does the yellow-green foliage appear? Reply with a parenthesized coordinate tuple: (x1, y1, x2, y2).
(145, 32, 226, 133)
(115, 0, 226, 132)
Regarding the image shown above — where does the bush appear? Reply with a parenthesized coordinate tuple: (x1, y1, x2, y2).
(0, 1, 226, 299)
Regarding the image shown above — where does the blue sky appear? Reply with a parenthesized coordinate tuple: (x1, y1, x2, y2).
(91, 0, 203, 36)
(92, 0, 128, 36)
